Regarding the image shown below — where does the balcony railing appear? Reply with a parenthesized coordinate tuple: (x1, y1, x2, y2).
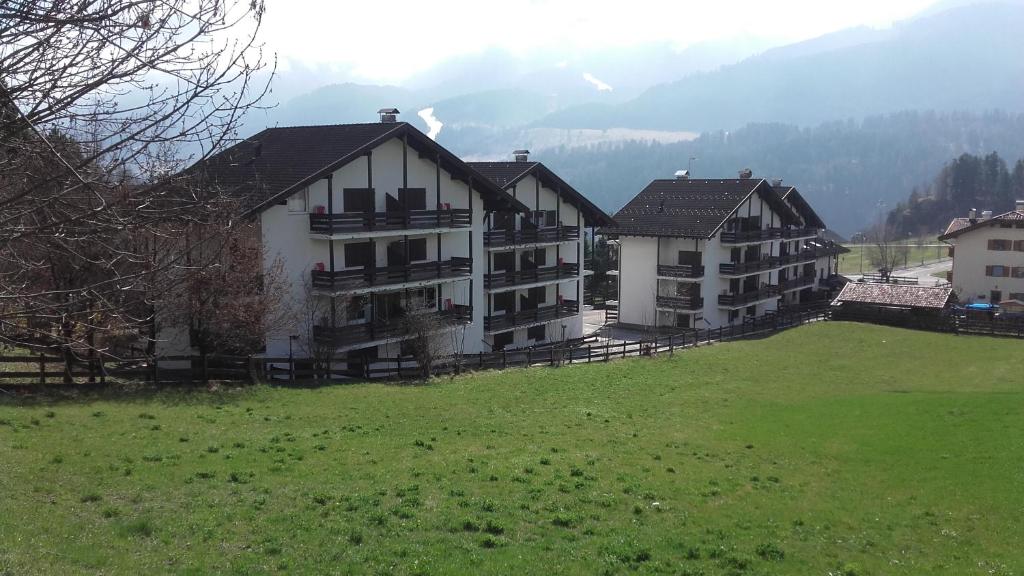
(718, 285, 781, 307)
(657, 264, 705, 279)
(309, 209, 471, 235)
(720, 228, 782, 244)
(484, 263, 579, 289)
(312, 257, 472, 292)
(719, 258, 777, 276)
(780, 227, 819, 239)
(484, 300, 579, 332)
(778, 275, 816, 292)
(655, 295, 704, 310)
(313, 306, 472, 348)
(483, 225, 580, 247)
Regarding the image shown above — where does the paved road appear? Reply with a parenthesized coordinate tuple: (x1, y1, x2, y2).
(847, 258, 952, 287)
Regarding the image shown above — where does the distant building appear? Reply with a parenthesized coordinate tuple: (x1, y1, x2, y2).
(602, 172, 846, 330)
(939, 202, 1024, 305)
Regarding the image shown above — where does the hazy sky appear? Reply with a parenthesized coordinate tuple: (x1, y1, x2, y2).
(262, 0, 937, 82)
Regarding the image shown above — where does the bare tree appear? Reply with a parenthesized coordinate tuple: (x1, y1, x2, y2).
(399, 309, 451, 380)
(160, 219, 290, 358)
(866, 222, 910, 281)
(0, 1, 271, 359)
(292, 279, 351, 380)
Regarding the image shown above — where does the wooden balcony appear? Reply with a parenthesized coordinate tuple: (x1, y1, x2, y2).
(718, 286, 780, 307)
(312, 257, 472, 293)
(655, 295, 704, 310)
(657, 264, 705, 279)
(484, 301, 580, 332)
(719, 258, 777, 276)
(778, 275, 816, 292)
(313, 306, 472, 348)
(308, 209, 471, 235)
(720, 228, 783, 244)
(780, 227, 819, 239)
(484, 263, 579, 290)
(483, 225, 580, 248)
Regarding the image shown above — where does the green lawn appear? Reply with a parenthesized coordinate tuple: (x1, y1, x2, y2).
(1, 323, 1022, 575)
(839, 243, 949, 275)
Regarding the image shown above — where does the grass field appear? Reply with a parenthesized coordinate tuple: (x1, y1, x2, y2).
(1, 323, 1022, 575)
(839, 243, 949, 275)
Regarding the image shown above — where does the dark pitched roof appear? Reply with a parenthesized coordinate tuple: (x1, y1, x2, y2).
(938, 210, 1024, 240)
(780, 186, 827, 229)
(832, 283, 952, 309)
(187, 122, 525, 215)
(468, 161, 615, 227)
(601, 178, 800, 238)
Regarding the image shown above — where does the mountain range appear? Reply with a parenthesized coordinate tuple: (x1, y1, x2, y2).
(242, 0, 1024, 233)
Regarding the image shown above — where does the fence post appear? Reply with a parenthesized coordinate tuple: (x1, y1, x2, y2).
(99, 358, 106, 385)
(202, 354, 210, 385)
(479, 351, 484, 368)
(503, 349, 507, 369)
(550, 348, 555, 367)
(247, 355, 257, 385)
(39, 353, 45, 385)
(669, 335, 674, 356)
(586, 344, 592, 363)
(604, 342, 610, 362)
(289, 356, 295, 382)
(527, 348, 532, 366)
(622, 341, 627, 359)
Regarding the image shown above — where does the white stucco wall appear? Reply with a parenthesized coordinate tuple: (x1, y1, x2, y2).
(948, 221, 1024, 303)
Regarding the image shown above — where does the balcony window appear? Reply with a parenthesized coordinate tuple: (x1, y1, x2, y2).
(344, 242, 373, 268)
(985, 265, 1010, 277)
(527, 324, 546, 341)
(344, 188, 374, 212)
(493, 291, 515, 313)
(287, 188, 308, 213)
(1012, 267, 1024, 279)
(1014, 240, 1024, 252)
(988, 239, 1012, 251)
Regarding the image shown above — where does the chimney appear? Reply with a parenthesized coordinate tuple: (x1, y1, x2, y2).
(674, 169, 689, 180)
(513, 149, 530, 162)
(1016, 200, 1024, 212)
(968, 208, 977, 222)
(981, 210, 993, 220)
(771, 178, 783, 188)
(738, 168, 753, 179)
(377, 107, 400, 123)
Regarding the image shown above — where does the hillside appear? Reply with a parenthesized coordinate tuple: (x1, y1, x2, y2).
(539, 2, 1024, 131)
(537, 111, 1024, 235)
(2, 323, 1022, 574)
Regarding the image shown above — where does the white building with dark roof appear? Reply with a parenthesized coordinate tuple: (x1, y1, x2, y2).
(175, 114, 611, 370)
(939, 202, 1024, 305)
(602, 172, 846, 330)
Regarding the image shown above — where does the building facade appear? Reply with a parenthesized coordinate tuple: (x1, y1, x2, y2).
(178, 115, 610, 367)
(469, 155, 614, 350)
(604, 173, 845, 331)
(939, 202, 1024, 305)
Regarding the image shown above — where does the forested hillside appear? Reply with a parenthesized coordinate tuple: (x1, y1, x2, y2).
(887, 152, 1024, 235)
(538, 111, 1024, 235)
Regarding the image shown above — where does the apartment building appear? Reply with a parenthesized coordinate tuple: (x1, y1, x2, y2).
(469, 153, 614, 350)
(179, 112, 608, 366)
(939, 202, 1024, 305)
(603, 171, 846, 330)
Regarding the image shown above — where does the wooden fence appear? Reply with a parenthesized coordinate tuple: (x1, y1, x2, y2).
(6, 303, 1021, 390)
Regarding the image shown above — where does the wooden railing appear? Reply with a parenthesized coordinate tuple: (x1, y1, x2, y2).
(720, 228, 783, 243)
(484, 300, 579, 332)
(778, 275, 816, 292)
(308, 209, 470, 234)
(484, 263, 579, 289)
(483, 225, 580, 247)
(719, 258, 778, 275)
(657, 264, 705, 279)
(313, 306, 472, 348)
(312, 257, 471, 292)
(718, 285, 781, 307)
(656, 295, 704, 310)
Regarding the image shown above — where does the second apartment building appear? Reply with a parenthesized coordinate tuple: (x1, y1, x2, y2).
(604, 171, 846, 330)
